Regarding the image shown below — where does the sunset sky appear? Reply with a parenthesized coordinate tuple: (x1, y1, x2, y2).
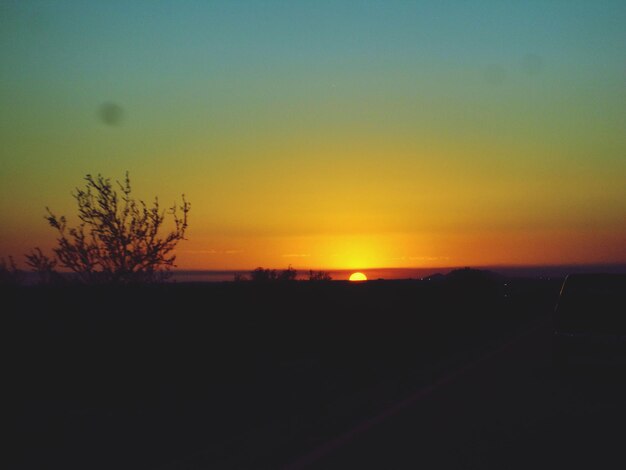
(1, 1, 625, 271)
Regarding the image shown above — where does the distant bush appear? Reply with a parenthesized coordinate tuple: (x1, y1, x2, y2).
(250, 267, 278, 282)
(308, 270, 332, 281)
(25, 248, 63, 285)
(278, 265, 297, 281)
(0, 257, 21, 286)
(27, 172, 190, 284)
(250, 266, 298, 282)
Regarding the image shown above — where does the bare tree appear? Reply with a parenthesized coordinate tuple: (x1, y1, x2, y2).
(28, 172, 190, 284)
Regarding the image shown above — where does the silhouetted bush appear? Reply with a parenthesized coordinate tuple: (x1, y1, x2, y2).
(25, 248, 64, 285)
(250, 266, 299, 282)
(0, 256, 21, 286)
(27, 172, 190, 284)
(308, 270, 332, 281)
(279, 265, 297, 281)
(250, 267, 278, 282)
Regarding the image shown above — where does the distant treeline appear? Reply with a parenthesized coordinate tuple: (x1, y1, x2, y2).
(235, 266, 332, 282)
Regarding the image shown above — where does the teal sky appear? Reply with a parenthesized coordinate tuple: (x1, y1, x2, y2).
(1, 1, 625, 269)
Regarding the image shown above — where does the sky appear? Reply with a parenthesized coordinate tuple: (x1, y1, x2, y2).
(1, 0, 625, 271)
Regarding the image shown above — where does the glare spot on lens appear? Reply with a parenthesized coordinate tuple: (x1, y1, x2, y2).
(98, 102, 124, 126)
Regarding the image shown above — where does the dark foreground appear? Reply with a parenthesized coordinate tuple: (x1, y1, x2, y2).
(9, 274, 608, 469)
(296, 322, 626, 470)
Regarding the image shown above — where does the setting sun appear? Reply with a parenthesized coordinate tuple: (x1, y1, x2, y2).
(349, 272, 368, 282)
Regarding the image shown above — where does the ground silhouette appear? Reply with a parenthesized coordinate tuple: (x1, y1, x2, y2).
(8, 273, 562, 469)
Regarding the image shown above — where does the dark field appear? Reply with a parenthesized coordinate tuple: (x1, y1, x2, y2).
(9, 275, 561, 469)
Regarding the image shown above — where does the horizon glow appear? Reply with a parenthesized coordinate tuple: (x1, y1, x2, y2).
(1, 1, 625, 271)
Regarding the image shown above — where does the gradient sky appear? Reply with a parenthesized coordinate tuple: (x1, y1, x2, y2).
(1, 0, 625, 271)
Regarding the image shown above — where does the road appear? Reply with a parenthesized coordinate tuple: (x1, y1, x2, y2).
(279, 321, 626, 470)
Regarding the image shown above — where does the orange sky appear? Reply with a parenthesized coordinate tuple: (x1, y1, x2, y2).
(1, 2, 625, 271)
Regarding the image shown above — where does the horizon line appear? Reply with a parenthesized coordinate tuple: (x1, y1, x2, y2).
(173, 262, 626, 272)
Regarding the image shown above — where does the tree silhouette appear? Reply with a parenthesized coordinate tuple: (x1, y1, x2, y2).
(25, 248, 61, 285)
(0, 257, 21, 286)
(250, 267, 278, 282)
(308, 270, 332, 281)
(279, 265, 297, 281)
(28, 172, 190, 284)
(250, 266, 299, 282)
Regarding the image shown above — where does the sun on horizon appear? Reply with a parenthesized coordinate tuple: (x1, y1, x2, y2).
(349, 272, 368, 282)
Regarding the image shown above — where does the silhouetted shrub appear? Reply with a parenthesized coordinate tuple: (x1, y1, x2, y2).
(250, 266, 299, 282)
(308, 270, 332, 281)
(27, 172, 190, 284)
(0, 257, 21, 286)
(25, 248, 64, 285)
(279, 265, 297, 281)
(250, 267, 278, 282)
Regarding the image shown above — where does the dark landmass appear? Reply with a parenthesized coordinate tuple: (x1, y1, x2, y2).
(83, 263, 626, 284)
(298, 317, 626, 470)
(4, 272, 583, 468)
